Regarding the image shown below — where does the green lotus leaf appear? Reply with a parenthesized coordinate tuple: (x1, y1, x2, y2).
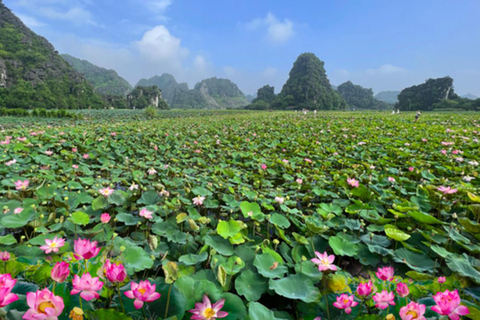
(268, 274, 321, 303)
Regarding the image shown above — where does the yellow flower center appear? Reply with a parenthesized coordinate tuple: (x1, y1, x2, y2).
(203, 308, 215, 318)
(51, 242, 57, 247)
(38, 301, 55, 314)
(69, 307, 84, 320)
(406, 310, 418, 318)
(343, 299, 349, 304)
(138, 288, 147, 295)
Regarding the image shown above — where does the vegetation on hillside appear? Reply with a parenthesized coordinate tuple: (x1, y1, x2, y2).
(337, 81, 391, 110)
(0, 3, 105, 109)
(127, 85, 169, 109)
(61, 54, 132, 96)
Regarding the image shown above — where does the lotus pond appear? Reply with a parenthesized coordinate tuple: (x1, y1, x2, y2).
(0, 111, 479, 320)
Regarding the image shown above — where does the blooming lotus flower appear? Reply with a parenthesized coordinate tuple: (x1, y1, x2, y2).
(373, 290, 395, 309)
(408, 167, 414, 172)
(23, 288, 63, 320)
(356, 281, 373, 298)
(39, 237, 65, 254)
(148, 168, 157, 175)
(99, 187, 114, 197)
(83, 154, 89, 159)
(376, 266, 394, 281)
(333, 294, 358, 314)
(45, 150, 53, 156)
(305, 158, 312, 163)
(347, 178, 359, 187)
(15, 180, 29, 190)
(396, 283, 409, 298)
(431, 289, 469, 319)
(388, 177, 395, 183)
(124, 280, 161, 309)
(261, 164, 267, 170)
(296, 178, 303, 184)
(0, 251, 10, 261)
(100, 213, 111, 224)
(71, 273, 104, 301)
(311, 251, 337, 272)
(51, 262, 70, 283)
(139, 208, 153, 219)
(72, 165, 79, 169)
(193, 196, 206, 206)
(5, 159, 16, 166)
(72, 148, 77, 152)
(0, 274, 19, 308)
(438, 277, 446, 284)
(189, 294, 228, 320)
(274, 196, 284, 204)
(104, 260, 127, 283)
(399, 301, 426, 320)
(129, 183, 139, 191)
(14, 207, 23, 214)
(437, 186, 458, 194)
(73, 238, 100, 260)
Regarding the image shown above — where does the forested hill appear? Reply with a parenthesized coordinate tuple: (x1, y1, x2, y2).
(61, 54, 132, 97)
(0, 2, 105, 109)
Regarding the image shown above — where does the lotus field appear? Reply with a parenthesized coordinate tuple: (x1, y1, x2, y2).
(1, 110, 480, 320)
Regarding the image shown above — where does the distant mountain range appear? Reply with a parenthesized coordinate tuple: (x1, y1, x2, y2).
(61, 54, 132, 96)
(461, 93, 478, 100)
(374, 91, 400, 104)
(135, 74, 249, 109)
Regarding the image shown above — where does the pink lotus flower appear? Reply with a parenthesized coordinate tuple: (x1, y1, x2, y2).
(441, 149, 447, 155)
(373, 290, 395, 309)
(0, 274, 18, 308)
(71, 273, 104, 301)
(73, 238, 100, 260)
(148, 168, 157, 175)
(14, 180, 29, 190)
(347, 178, 359, 187)
(45, 150, 53, 156)
(39, 237, 65, 254)
(274, 196, 285, 204)
(356, 281, 373, 298)
(51, 261, 70, 283)
(104, 260, 127, 283)
(99, 187, 114, 196)
(193, 196, 206, 206)
(376, 266, 394, 281)
(72, 165, 79, 169)
(139, 208, 153, 219)
(83, 154, 89, 159)
(5, 159, 16, 166)
(14, 207, 23, 214)
(261, 164, 267, 170)
(0, 251, 10, 261)
(408, 167, 414, 172)
(17, 137, 26, 142)
(438, 277, 446, 284)
(100, 213, 111, 224)
(305, 158, 312, 163)
(388, 177, 395, 183)
(311, 251, 337, 272)
(437, 186, 458, 194)
(1, 140, 10, 145)
(189, 294, 228, 320)
(431, 289, 469, 320)
(23, 288, 63, 320)
(396, 283, 409, 298)
(296, 178, 303, 184)
(124, 280, 161, 309)
(399, 301, 426, 320)
(333, 294, 358, 314)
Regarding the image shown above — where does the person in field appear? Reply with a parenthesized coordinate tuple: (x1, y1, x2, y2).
(414, 111, 421, 123)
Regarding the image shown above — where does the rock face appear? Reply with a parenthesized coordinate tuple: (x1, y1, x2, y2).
(0, 59, 6, 87)
(135, 74, 249, 109)
(337, 81, 390, 110)
(61, 54, 132, 97)
(0, 2, 104, 108)
(127, 86, 168, 109)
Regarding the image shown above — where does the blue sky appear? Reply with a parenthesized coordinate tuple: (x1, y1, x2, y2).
(4, 0, 480, 96)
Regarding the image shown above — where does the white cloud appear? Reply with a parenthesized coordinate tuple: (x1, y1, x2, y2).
(245, 12, 294, 45)
(365, 64, 408, 75)
(38, 6, 97, 26)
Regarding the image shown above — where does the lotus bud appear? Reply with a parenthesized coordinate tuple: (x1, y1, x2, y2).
(273, 239, 280, 245)
(39, 214, 44, 218)
(120, 246, 126, 252)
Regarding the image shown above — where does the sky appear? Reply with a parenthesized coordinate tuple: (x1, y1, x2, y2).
(3, 0, 480, 96)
